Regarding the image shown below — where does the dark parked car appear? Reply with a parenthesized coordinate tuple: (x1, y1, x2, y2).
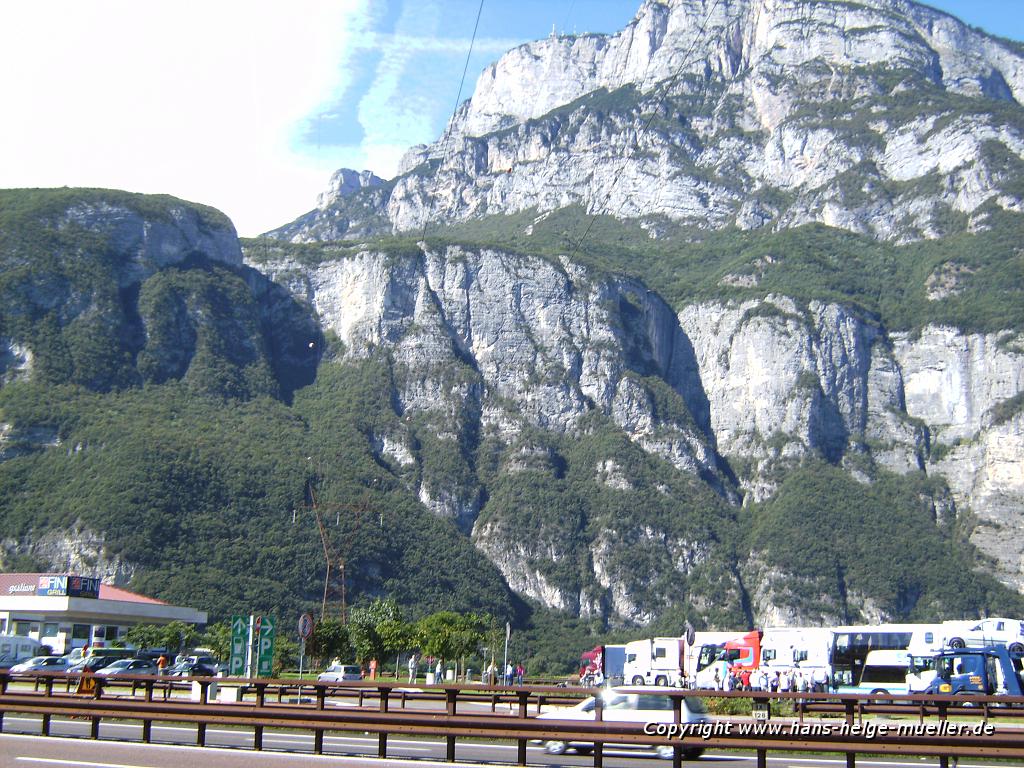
(165, 661, 218, 677)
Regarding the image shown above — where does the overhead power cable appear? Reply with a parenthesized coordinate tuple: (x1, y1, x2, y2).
(419, 0, 486, 243)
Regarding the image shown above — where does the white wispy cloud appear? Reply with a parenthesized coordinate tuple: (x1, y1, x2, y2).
(340, 2, 529, 178)
(0, 0, 372, 236)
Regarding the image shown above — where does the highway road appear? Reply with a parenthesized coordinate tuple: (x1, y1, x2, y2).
(0, 717, 1002, 768)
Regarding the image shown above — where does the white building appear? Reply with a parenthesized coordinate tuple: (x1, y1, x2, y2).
(0, 573, 207, 654)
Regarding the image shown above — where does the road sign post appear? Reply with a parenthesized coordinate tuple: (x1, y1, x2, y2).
(229, 615, 247, 677)
(257, 615, 276, 677)
(298, 613, 314, 680)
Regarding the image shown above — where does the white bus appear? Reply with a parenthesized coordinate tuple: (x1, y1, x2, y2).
(829, 624, 919, 691)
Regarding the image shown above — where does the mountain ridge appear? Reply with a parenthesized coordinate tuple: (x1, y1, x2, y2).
(2, 0, 1024, 641)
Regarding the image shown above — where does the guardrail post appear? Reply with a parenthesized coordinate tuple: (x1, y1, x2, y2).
(517, 691, 530, 765)
(936, 700, 949, 768)
(254, 683, 267, 751)
(379, 687, 391, 759)
(671, 695, 683, 768)
(446, 688, 458, 762)
(846, 752, 855, 768)
(89, 677, 103, 739)
(314, 686, 326, 754)
(40, 678, 54, 736)
(0, 671, 7, 729)
(594, 694, 604, 768)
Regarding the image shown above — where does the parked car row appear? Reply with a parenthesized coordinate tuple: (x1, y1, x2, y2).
(8, 654, 222, 677)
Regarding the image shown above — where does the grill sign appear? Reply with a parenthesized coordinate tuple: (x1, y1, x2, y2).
(36, 575, 100, 599)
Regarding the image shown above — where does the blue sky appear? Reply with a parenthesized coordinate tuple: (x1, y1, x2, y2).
(0, 1, 1020, 236)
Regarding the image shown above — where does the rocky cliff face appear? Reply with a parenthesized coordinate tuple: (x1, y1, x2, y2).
(274, 0, 1024, 245)
(251, 239, 1024, 618)
(0, 191, 320, 402)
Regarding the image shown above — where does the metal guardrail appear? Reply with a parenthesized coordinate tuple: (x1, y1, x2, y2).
(3, 672, 1024, 768)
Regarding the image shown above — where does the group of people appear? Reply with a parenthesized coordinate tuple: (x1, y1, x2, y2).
(406, 654, 445, 683)
(709, 666, 830, 693)
(485, 661, 525, 686)
(405, 655, 525, 685)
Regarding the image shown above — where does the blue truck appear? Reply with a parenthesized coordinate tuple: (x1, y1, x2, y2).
(923, 645, 1024, 696)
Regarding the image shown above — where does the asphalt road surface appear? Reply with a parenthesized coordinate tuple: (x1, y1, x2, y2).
(0, 717, 999, 768)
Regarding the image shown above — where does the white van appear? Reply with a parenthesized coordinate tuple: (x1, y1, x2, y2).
(0, 634, 44, 669)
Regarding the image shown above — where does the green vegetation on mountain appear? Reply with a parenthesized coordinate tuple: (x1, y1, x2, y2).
(433, 206, 1024, 334)
(749, 462, 1024, 621)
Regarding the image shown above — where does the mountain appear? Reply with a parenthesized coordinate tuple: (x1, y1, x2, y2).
(271, 0, 1024, 245)
(2, 0, 1024, 641)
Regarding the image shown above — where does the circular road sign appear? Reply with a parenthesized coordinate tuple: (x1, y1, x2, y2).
(298, 612, 315, 639)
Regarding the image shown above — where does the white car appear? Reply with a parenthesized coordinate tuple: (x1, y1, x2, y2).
(9, 656, 69, 674)
(318, 664, 363, 682)
(944, 618, 1024, 653)
(534, 687, 709, 760)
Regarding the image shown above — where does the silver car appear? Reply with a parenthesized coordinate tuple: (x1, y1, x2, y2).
(9, 656, 69, 674)
(535, 687, 709, 760)
(95, 658, 159, 676)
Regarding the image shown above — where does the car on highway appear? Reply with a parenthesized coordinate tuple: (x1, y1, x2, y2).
(318, 663, 363, 682)
(534, 687, 710, 760)
(9, 656, 70, 674)
(95, 658, 159, 677)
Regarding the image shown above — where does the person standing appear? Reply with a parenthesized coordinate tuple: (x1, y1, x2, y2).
(157, 654, 168, 675)
(435, 658, 443, 685)
(505, 662, 514, 686)
(515, 662, 524, 686)
(407, 654, 417, 683)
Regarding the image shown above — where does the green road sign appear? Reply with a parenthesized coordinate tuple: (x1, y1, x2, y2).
(257, 614, 276, 677)
(229, 615, 247, 677)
